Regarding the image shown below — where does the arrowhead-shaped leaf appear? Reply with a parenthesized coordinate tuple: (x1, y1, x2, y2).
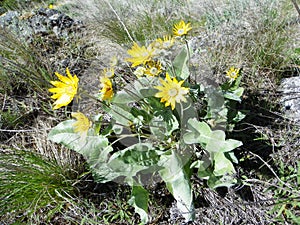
(183, 118, 211, 144)
(172, 45, 191, 80)
(159, 150, 195, 222)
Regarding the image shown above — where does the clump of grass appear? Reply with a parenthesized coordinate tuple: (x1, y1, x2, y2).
(101, 14, 175, 45)
(0, 29, 52, 95)
(0, 0, 44, 11)
(0, 146, 136, 224)
(84, 0, 197, 45)
(44, 182, 137, 225)
(198, 0, 295, 86)
(0, 29, 54, 141)
(0, 108, 24, 129)
(269, 161, 300, 224)
(0, 148, 79, 223)
(242, 2, 293, 74)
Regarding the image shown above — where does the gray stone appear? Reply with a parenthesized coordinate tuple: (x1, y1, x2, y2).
(0, 8, 83, 40)
(0, 11, 19, 28)
(279, 76, 300, 122)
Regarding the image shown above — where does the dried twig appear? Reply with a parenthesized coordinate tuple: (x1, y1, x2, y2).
(248, 152, 293, 190)
(104, 0, 134, 42)
(0, 129, 34, 132)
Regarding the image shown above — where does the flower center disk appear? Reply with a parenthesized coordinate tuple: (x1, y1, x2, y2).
(168, 88, 178, 97)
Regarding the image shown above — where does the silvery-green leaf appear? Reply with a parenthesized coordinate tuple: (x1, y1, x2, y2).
(172, 45, 191, 80)
(213, 152, 235, 176)
(159, 150, 195, 222)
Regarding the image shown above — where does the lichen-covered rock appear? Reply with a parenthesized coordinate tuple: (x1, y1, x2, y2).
(279, 76, 300, 122)
(0, 10, 19, 27)
(0, 6, 90, 79)
(0, 7, 83, 41)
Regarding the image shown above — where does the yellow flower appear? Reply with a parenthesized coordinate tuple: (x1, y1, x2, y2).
(102, 67, 115, 78)
(126, 42, 154, 67)
(144, 61, 162, 76)
(100, 77, 114, 100)
(173, 20, 192, 36)
(48, 68, 79, 110)
(155, 73, 189, 110)
(155, 36, 175, 49)
(226, 67, 240, 81)
(71, 112, 91, 142)
(48, 4, 54, 9)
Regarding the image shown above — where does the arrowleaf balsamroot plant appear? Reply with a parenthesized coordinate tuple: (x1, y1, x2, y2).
(47, 20, 246, 223)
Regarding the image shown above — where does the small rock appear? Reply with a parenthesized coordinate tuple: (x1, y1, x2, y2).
(279, 76, 300, 122)
(49, 13, 60, 22)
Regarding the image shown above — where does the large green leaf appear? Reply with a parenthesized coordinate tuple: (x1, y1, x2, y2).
(128, 184, 149, 224)
(48, 120, 116, 182)
(207, 173, 237, 188)
(135, 77, 158, 98)
(119, 143, 162, 168)
(172, 45, 191, 80)
(183, 118, 211, 144)
(183, 118, 242, 189)
(93, 143, 163, 183)
(159, 150, 195, 222)
(213, 152, 235, 176)
(48, 120, 81, 150)
(113, 77, 158, 104)
(223, 87, 244, 102)
(107, 104, 135, 126)
(192, 159, 212, 180)
(112, 89, 139, 104)
(48, 120, 110, 156)
(183, 118, 242, 153)
(204, 86, 228, 126)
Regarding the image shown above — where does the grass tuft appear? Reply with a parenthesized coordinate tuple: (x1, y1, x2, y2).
(0, 29, 53, 95)
(0, 0, 44, 11)
(0, 148, 79, 223)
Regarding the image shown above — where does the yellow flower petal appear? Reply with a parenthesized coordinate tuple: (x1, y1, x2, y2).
(71, 112, 91, 142)
(153, 36, 175, 49)
(126, 42, 154, 67)
(52, 94, 73, 110)
(173, 20, 192, 36)
(154, 72, 189, 110)
(226, 66, 240, 81)
(100, 77, 114, 100)
(48, 67, 79, 110)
